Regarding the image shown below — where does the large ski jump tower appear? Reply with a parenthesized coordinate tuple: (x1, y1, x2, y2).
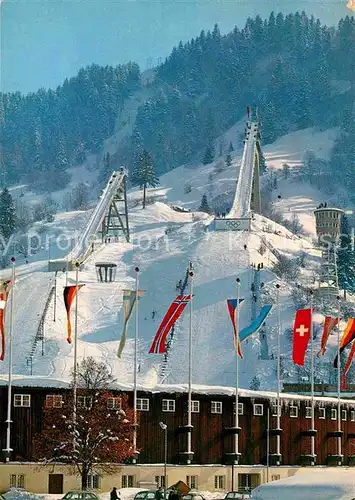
(314, 206, 344, 298)
(214, 108, 262, 231)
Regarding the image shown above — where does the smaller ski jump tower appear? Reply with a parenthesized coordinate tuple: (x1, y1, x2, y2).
(214, 107, 262, 231)
(314, 206, 344, 298)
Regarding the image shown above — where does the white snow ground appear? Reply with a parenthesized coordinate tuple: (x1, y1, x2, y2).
(0, 125, 344, 391)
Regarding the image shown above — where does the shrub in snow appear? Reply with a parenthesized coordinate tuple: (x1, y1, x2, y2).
(272, 254, 300, 281)
(249, 375, 261, 391)
(4, 488, 42, 500)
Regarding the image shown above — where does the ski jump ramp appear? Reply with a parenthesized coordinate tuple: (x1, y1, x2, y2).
(214, 120, 261, 232)
(49, 169, 130, 272)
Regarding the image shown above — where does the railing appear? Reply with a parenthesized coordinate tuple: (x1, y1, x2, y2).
(26, 283, 55, 374)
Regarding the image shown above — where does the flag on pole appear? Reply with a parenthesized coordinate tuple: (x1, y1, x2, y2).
(227, 298, 244, 357)
(347, 0, 355, 11)
(63, 285, 85, 344)
(334, 318, 355, 368)
(117, 289, 144, 358)
(341, 340, 355, 389)
(292, 308, 312, 366)
(239, 304, 273, 342)
(0, 280, 11, 361)
(149, 295, 192, 354)
(317, 316, 339, 357)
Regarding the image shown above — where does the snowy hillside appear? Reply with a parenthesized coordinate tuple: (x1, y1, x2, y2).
(0, 125, 345, 391)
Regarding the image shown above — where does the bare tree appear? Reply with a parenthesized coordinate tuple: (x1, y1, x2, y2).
(73, 357, 115, 390)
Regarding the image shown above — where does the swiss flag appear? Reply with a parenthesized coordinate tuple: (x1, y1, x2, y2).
(293, 308, 312, 366)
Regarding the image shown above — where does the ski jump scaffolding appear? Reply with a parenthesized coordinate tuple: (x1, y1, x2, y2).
(214, 117, 262, 232)
(49, 168, 130, 272)
(27, 170, 130, 371)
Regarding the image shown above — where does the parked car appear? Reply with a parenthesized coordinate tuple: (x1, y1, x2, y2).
(134, 492, 157, 500)
(224, 493, 251, 500)
(62, 492, 99, 500)
(182, 492, 207, 500)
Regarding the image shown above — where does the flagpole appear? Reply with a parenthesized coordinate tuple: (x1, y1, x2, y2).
(336, 295, 342, 463)
(3, 257, 15, 462)
(187, 265, 194, 464)
(309, 290, 315, 465)
(275, 283, 281, 464)
(133, 266, 139, 463)
(235, 277, 241, 463)
(72, 262, 79, 445)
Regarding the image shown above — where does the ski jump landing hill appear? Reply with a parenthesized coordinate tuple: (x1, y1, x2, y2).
(214, 119, 261, 232)
(48, 168, 130, 272)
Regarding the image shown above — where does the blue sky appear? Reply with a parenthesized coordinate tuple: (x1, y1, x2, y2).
(0, 0, 349, 94)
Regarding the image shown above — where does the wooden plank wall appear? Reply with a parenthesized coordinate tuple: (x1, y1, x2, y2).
(1, 387, 355, 465)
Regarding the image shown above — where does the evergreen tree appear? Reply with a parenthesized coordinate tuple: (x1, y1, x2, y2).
(202, 144, 215, 165)
(131, 151, 159, 209)
(225, 154, 232, 167)
(337, 215, 355, 293)
(259, 150, 267, 173)
(0, 188, 16, 241)
(199, 193, 211, 213)
(249, 375, 261, 391)
(228, 142, 234, 153)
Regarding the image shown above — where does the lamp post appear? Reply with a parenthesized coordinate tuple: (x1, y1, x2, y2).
(159, 422, 168, 496)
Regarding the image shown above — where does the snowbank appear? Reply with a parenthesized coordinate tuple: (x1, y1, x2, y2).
(251, 469, 355, 499)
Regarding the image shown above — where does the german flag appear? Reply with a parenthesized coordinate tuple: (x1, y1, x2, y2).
(63, 285, 85, 344)
(0, 280, 11, 361)
(334, 318, 355, 368)
(341, 340, 355, 389)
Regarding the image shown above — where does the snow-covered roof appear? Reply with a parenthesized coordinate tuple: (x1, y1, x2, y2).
(0, 376, 354, 406)
(252, 469, 355, 499)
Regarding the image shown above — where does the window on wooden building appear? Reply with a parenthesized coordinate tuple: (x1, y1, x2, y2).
(342, 410, 347, 421)
(10, 474, 25, 488)
(121, 475, 135, 488)
(351, 410, 355, 422)
(214, 475, 226, 490)
(319, 407, 326, 419)
(155, 476, 166, 488)
(253, 404, 263, 416)
(289, 406, 298, 418)
(271, 475, 280, 482)
(331, 409, 337, 420)
(137, 398, 149, 411)
(45, 395, 63, 408)
(271, 404, 281, 417)
(190, 400, 200, 413)
(211, 401, 222, 414)
(186, 475, 198, 489)
(77, 396, 92, 409)
(86, 474, 101, 489)
(305, 407, 312, 419)
(233, 402, 244, 415)
(107, 397, 121, 410)
(162, 399, 175, 412)
(13, 394, 30, 407)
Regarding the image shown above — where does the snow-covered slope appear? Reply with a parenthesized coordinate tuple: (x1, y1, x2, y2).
(0, 126, 342, 391)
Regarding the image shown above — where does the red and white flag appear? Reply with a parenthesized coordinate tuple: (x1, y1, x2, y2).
(293, 308, 312, 366)
(317, 316, 339, 357)
(149, 295, 192, 354)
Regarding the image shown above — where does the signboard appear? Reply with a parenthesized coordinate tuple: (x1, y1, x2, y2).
(214, 218, 251, 231)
